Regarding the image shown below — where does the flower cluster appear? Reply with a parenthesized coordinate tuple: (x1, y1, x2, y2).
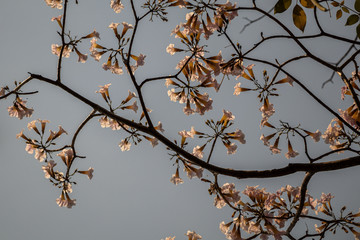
(16, 119, 94, 208)
(215, 184, 360, 240)
(322, 118, 347, 150)
(179, 110, 245, 159)
(8, 97, 34, 120)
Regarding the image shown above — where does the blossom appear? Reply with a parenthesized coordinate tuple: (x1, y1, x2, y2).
(35, 149, 46, 162)
(339, 108, 358, 129)
(89, 38, 106, 61)
(108, 22, 120, 30)
(166, 44, 176, 55)
(214, 183, 240, 209)
(260, 133, 276, 146)
(226, 129, 246, 144)
(154, 121, 165, 132)
(42, 160, 56, 179)
(57, 148, 74, 167)
(110, 0, 124, 13)
(96, 83, 111, 101)
(192, 145, 205, 159)
(162, 237, 176, 240)
(44, 0, 63, 9)
(99, 116, 111, 128)
(8, 98, 34, 119)
(51, 15, 62, 28)
(144, 136, 158, 147)
(119, 139, 131, 151)
(51, 44, 71, 58)
(122, 101, 138, 113)
(304, 129, 321, 142)
(185, 231, 202, 240)
(121, 22, 133, 36)
(318, 193, 334, 204)
(322, 119, 343, 147)
(220, 109, 235, 123)
(83, 29, 100, 39)
(78, 167, 94, 180)
(109, 119, 121, 130)
(131, 54, 146, 67)
(184, 165, 203, 179)
(285, 75, 294, 86)
(269, 136, 281, 154)
(149, 137, 158, 147)
(56, 192, 76, 208)
(25, 143, 36, 154)
(259, 101, 275, 126)
(285, 140, 299, 159)
(170, 168, 183, 185)
(224, 142, 237, 155)
(75, 48, 88, 63)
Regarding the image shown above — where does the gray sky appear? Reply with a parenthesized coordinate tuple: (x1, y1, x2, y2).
(1, 1, 359, 239)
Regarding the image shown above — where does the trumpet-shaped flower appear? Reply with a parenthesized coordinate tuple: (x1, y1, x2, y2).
(110, 0, 124, 13)
(119, 139, 131, 151)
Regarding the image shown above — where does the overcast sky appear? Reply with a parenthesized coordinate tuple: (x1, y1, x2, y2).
(1, 1, 359, 240)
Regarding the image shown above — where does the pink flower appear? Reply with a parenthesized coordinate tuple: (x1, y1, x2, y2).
(170, 168, 183, 185)
(227, 129, 246, 144)
(285, 75, 294, 86)
(123, 101, 138, 113)
(224, 142, 237, 155)
(166, 44, 176, 55)
(51, 44, 71, 58)
(134, 54, 146, 67)
(192, 145, 205, 159)
(35, 149, 46, 162)
(8, 98, 34, 119)
(119, 139, 131, 151)
(25, 143, 36, 154)
(163, 237, 176, 240)
(184, 164, 203, 179)
(260, 133, 276, 146)
(96, 83, 112, 101)
(185, 231, 202, 240)
(42, 160, 56, 179)
(144, 136, 158, 147)
(99, 116, 111, 128)
(305, 129, 321, 142)
(110, 0, 124, 13)
(56, 192, 76, 208)
(57, 148, 74, 167)
(269, 137, 281, 154)
(285, 140, 299, 159)
(322, 119, 343, 146)
(75, 49, 88, 63)
(318, 193, 334, 204)
(44, 0, 63, 9)
(214, 183, 240, 209)
(154, 121, 164, 132)
(220, 109, 235, 123)
(78, 167, 94, 180)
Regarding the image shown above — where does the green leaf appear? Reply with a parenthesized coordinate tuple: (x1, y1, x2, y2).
(345, 14, 359, 26)
(274, 0, 292, 14)
(300, 0, 314, 8)
(356, 24, 360, 38)
(355, 0, 360, 12)
(293, 4, 307, 32)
